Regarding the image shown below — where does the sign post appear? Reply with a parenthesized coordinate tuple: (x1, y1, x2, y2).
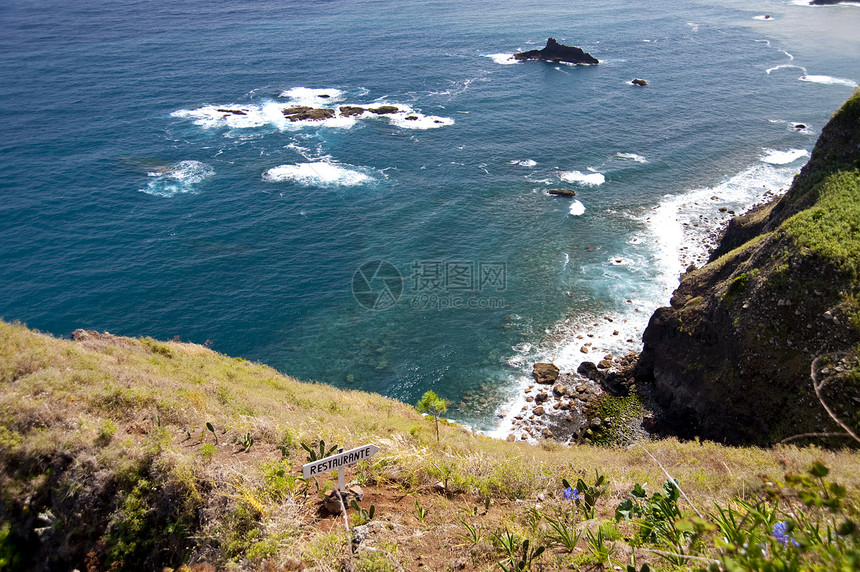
(302, 443, 380, 493)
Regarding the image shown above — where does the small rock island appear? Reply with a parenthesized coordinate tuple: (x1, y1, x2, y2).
(514, 37, 599, 65)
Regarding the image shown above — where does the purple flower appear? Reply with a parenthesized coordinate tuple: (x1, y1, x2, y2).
(564, 487, 580, 501)
(772, 521, 799, 547)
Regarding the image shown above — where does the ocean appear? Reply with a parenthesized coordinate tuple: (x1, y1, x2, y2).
(1, 0, 858, 433)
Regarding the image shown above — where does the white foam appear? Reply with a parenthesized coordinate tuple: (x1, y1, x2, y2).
(141, 160, 214, 197)
(173, 98, 453, 132)
(753, 15, 774, 20)
(687, 22, 700, 32)
(486, 53, 519, 65)
(616, 152, 648, 163)
(262, 161, 373, 187)
(761, 148, 810, 164)
(279, 87, 345, 105)
(568, 200, 586, 216)
(649, 160, 801, 286)
(766, 64, 807, 75)
(799, 75, 859, 87)
(171, 105, 269, 129)
(389, 111, 455, 129)
(559, 170, 605, 186)
(510, 159, 537, 167)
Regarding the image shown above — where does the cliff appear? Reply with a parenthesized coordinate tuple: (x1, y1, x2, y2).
(638, 90, 860, 445)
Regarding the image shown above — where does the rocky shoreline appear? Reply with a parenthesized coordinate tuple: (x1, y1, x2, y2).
(505, 351, 645, 445)
(502, 188, 791, 446)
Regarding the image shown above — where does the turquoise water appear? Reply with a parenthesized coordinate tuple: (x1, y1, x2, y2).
(1, 0, 858, 431)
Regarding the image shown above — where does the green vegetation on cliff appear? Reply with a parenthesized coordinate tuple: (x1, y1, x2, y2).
(640, 90, 860, 446)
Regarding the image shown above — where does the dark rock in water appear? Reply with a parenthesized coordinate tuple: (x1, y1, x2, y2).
(533, 362, 560, 384)
(405, 115, 419, 121)
(339, 106, 367, 117)
(631, 78, 648, 87)
(548, 189, 576, 197)
(794, 123, 807, 129)
(282, 106, 335, 122)
(514, 38, 599, 65)
(809, 0, 860, 5)
(217, 108, 248, 115)
(370, 105, 400, 115)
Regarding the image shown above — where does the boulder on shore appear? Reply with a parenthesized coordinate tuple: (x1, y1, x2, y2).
(548, 189, 577, 197)
(514, 38, 599, 65)
(532, 362, 560, 384)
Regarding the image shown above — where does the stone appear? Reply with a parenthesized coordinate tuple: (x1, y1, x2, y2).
(514, 38, 599, 65)
(577, 361, 604, 382)
(631, 78, 648, 86)
(507, 433, 516, 442)
(553, 384, 567, 396)
(533, 406, 545, 416)
(532, 362, 560, 384)
(282, 106, 335, 122)
(548, 189, 577, 197)
(323, 485, 363, 514)
(597, 359, 612, 369)
(339, 106, 367, 117)
(370, 105, 400, 115)
(534, 392, 548, 404)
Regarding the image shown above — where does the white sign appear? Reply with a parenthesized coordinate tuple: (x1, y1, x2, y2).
(302, 444, 380, 480)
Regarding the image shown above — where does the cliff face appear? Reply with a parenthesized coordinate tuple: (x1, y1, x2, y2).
(638, 91, 860, 445)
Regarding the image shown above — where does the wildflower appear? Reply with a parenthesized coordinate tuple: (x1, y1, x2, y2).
(771, 521, 799, 547)
(564, 487, 580, 501)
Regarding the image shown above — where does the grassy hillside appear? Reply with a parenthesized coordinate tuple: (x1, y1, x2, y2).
(0, 320, 858, 570)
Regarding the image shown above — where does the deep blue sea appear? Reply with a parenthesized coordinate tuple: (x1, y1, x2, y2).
(1, 0, 858, 433)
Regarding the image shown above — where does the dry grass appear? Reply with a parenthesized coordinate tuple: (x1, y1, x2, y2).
(0, 320, 858, 571)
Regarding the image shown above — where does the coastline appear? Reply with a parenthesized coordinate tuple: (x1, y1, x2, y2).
(489, 158, 802, 445)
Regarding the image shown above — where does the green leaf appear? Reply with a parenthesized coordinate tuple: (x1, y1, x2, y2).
(809, 460, 829, 478)
(829, 482, 847, 498)
(616, 499, 634, 521)
(663, 479, 680, 501)
(632, 483, 647, 499)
